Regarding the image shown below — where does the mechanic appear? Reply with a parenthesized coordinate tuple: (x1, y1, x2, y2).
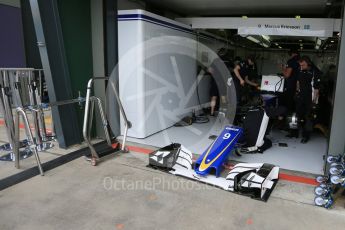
(296, 56, 321, 143)
(244, 55, 260, 102)
(281, 49, 300, 113)
(245, 55, 260, 90)
(232, 57, 248, 105)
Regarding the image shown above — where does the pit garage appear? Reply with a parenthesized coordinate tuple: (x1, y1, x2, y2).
(0, 0, 345, 229)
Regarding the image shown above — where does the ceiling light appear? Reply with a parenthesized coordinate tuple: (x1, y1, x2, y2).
(247, 36, 260, 43)
(315, 38, 323, 50)
(275, 43, 279, 46)
(279, 46, 282, 49)
(299, 40, 302, 42)
(316, 39, 322, 46)
(331, 40, 335, 43)
(262, 35, 270, 42)
(246, 36, 270, 48)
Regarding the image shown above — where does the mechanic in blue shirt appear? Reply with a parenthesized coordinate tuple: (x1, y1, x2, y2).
(233, 56, 260, 105)
(233, 56, 258, 105)
(244, 55, 260, 90)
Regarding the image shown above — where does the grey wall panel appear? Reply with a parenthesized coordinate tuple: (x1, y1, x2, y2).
(329, 7, 345, 155)
(26, 0, 82, 148)
(91, 0, 106, 138)
(104, 0, 120, 137)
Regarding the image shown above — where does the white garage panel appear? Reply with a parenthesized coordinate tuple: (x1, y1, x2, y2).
(118, 10, 199, 138)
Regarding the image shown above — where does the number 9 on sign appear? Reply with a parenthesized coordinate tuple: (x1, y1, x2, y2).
(223, 133, 231, 139)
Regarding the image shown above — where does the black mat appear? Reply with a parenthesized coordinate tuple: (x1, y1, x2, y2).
(0, 141, 115, 191)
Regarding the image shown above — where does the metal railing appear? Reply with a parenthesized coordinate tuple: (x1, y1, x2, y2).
(0, 70, 130, 173)
(0, 68, 49, 175)
(83, 77, 131, 166)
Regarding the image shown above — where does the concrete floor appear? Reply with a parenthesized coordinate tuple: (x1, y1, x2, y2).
(0, 109, 85, 179)
(1, 150, 345, 230)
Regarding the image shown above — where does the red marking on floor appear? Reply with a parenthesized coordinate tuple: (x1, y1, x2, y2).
(279, 173, 319, 186)
(126, 145, 319, 186)
(127, 145, 154, 154)
(0, 119, 52, 133)
(246, 219, 254, 225)
(115, 223, 124, 229)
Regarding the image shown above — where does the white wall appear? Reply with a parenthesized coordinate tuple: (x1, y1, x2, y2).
(118, 10, 199, 138)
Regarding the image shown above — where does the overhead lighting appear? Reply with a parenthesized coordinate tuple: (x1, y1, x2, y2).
(247, 36, 260, 43)
(299, 40, 302, 42)
(316, 38, 322, 46)
(315, 38, 323, 50)
(279, 46, 282, 49)
(275, 43, 279, 46)
(262, 35, 270, 42)
(331, 40, 335, 43)
(246, 36, 270, 48)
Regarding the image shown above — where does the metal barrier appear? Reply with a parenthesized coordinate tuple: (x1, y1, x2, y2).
(0, 70, 130, 172)
(0, 68, 50, 175)
(83, 77, 131, 166)
(14, 107, 44, 175)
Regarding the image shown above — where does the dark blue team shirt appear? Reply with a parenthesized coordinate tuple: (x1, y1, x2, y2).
(238, 61, 249, 78)
(285, 55, 300, 91)
(297, 67, 322, 98)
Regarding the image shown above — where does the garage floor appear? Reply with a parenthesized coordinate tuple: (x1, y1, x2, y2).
(0, 149, 344, 230)
(125, 116, 327, 174)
